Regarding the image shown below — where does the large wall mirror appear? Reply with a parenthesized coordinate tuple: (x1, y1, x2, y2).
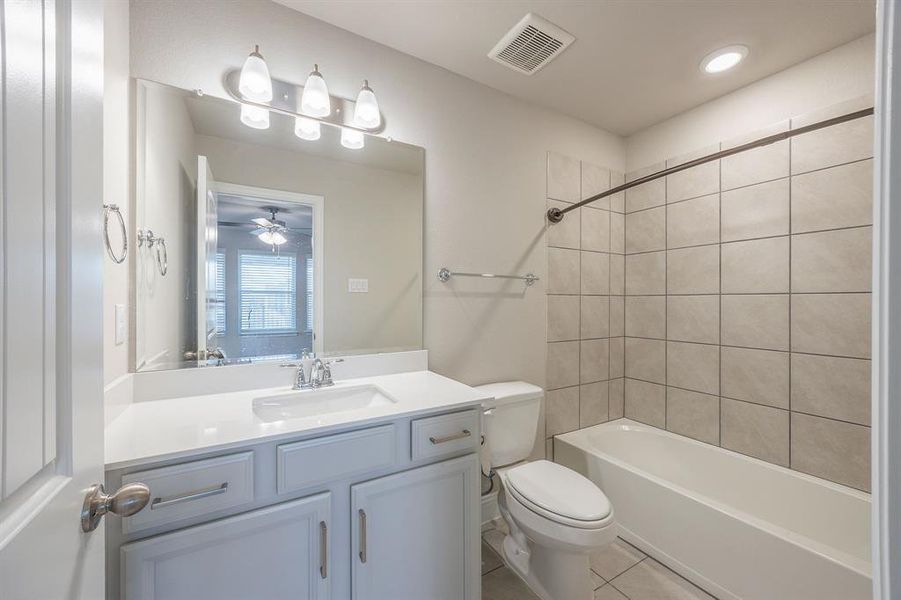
(135, 80, 423, 371)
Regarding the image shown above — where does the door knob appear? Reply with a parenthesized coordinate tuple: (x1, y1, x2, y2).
(81, 482, 150, 532)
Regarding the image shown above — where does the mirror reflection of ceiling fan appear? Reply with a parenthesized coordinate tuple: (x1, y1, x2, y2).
(251, 207, 289, 250)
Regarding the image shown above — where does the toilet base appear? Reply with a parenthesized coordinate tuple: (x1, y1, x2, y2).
(501, 530, 594, 600)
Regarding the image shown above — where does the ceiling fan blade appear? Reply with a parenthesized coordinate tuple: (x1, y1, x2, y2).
(250, 227, 268, 236)
(252, 217, 274, 227)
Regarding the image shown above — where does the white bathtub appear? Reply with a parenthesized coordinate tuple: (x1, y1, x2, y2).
(555, 419, 871, 600)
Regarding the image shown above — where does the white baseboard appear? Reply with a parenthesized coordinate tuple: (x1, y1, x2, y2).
(481, 490, 499, 527)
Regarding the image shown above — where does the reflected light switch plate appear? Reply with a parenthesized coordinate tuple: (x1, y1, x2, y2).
(115, 303, 126, 345)
(348, 278, 369, 293)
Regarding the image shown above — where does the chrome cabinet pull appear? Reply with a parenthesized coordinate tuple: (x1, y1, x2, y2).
(150, 482, 228, 510)
(429, 429, 472, 445)
(358, 509, 367, 563)
(319, 521, 328, 579)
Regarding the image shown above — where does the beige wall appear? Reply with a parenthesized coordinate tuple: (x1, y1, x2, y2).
(128, 0, 624, 395)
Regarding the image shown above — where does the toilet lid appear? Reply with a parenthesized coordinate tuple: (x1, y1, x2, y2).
(504, 460, 611, 523)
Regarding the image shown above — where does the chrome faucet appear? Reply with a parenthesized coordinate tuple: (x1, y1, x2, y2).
(281, 362, 309, 390)
(308, 358, 343, 388)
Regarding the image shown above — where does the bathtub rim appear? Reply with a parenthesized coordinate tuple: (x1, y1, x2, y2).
(555, 418, 872, 579)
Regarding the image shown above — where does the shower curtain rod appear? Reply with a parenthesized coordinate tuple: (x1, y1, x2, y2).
(546, 107, 875, 223)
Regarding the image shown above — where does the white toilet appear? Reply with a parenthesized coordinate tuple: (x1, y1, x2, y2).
(478, 381, 616, 600)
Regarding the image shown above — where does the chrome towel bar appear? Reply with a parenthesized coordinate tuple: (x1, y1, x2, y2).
(438, 267, 539, 286)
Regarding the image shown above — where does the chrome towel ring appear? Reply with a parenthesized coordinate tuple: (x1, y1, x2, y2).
(103, 204, 127, 264)
(155, 237, 168, 276)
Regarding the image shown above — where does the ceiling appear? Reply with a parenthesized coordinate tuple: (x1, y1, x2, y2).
(275, 0, 876, 135)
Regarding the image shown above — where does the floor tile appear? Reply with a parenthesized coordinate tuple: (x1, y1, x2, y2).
(611, 558, 716, 600)
(591, 569, 606, 589)
(483, 528, 506, 559)
(482, 565, 541, 600)
(590, 537, 647, 580)
(595, 584, 630, 600)
(482, 540, 503, 575)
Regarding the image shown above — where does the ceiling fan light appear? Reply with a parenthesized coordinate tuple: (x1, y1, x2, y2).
(238, 45, 273, 102)
(301, 64, 331, 118)
(340, 127, 365, 150)
(258, 230, 287, 245)
(240, 103, 270, 129)
(353, 80, 381, 129)
(294, 116, 321, 141)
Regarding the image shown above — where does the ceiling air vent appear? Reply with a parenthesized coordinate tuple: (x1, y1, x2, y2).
(488, 13, 575, 75)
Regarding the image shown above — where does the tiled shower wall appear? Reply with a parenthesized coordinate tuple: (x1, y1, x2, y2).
(545, 153, 627, 457)
(546, 97, 873, 492)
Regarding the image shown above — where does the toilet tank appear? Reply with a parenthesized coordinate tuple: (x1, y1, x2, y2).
(476, 381, 544, 469)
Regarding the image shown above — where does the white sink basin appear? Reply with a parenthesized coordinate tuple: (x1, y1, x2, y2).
(252, 384, 397, 422)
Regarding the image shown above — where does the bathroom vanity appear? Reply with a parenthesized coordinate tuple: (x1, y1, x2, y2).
(104, 366, 486, 599)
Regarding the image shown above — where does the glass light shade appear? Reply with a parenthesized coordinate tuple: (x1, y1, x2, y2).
(301, 65, 331, 118)
(258, 230, 287, 245)
(238, 46, 273, 102)
(353, 80, 381, 128)
(294, 116, 321, 141)
(240, 104, 270, 129)
(340, 128, 365, 150)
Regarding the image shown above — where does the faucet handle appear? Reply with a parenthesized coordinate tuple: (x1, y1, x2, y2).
(322, 358, 344, 385)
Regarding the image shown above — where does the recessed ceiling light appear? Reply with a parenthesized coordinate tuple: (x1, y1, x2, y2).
(700, 45, 748, 74)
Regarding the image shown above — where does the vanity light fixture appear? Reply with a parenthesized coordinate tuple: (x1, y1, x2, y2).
(238, 45, 273, 102)
(352, 80, 381, 129)
(340, 128, 365, 150)
(240, 104, 270, 129)
(294, 116, 321, 141)
(700, 45, 748, 74)
(301, 64, 331, 117)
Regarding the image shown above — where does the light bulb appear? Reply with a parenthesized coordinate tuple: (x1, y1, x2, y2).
(258, 230, 287, 245)
(301, 64, 331, 118)
(340, 128, 365, 150)
(353, 80, 381, 128)
(238, 45, 272, 102)
(294, 116, 321, 141)
(240, 104, 269, 129)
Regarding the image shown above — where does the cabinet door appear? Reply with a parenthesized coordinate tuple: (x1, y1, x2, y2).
(351, 454, 480, 600)
(122, 493, 331, 600)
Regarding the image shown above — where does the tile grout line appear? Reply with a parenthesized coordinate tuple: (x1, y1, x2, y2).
(788, 133, 793, 468)
(718, 145, 723, 447)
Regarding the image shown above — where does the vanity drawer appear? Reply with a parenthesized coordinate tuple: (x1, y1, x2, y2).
(411, 409, 480, 461)
(122, 452, 254, 534)
(277, 424, 397, 494)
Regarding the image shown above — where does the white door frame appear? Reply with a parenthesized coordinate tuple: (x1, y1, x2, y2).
(872, 1, 900, 598)
(214, 182, 325, 354)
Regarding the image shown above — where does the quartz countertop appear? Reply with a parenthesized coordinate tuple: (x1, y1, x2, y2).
(105, 370, 489, 470)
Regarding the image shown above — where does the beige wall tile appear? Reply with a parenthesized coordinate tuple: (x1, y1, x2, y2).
(609, 378, 625, 419)
(721, 236, 790, 294)
(624, 337, 666, 384)
(791, 353, 870, 425)
(580, 381, 609, 427)
(547, 341, 580, 390)
(625, 207, 666, 253)
(581, 207, 611, 252)
(581, 338, 610, 384)
(548, 295, 580, 342)
(667, 245, 720, 294)
(667, 341, 719, 395)
(581, 295, 610, 339)
(721, 123, 790, 190)
(791, 293, 871, 358)
(666, 160, 720, 204)
(547, 199, 581, 249)
(667, 296, 719, 344)
(721, 294, 789, 350)
(791, 413, 870, 491)
(624, 378, 666, 427)
(610, 254, 625, 295)
(720, 346, 789, 409)
(791, 116, 874, 175)
(625, 252, 666, 295)
(582, 162, 611, 208)
(666, 387, 720, 445)
(546, 386, 580, 436)
(625, 163, 665, 212)
(721, 178, 790, 242)
(610, 212, 625, 254)
(625, 296, 666, 339)
(581, 251, 610, 294)
(791, 160, 873, 233)
(609, 337, 624, 378)
(721, 398, 790, 466)
(791, 227, 872, 293)
(610, 171, 625, 213)
(610, 297, 625, 337)
(667, 194, 720, 248)
(548, 151, 580, 202)
(548, 247, 580, 294)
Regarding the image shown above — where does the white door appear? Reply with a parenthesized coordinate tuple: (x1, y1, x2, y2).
(0, 1, 108, 598)
(196, 156, 219, 358)
(122, 493, 331, 600)
(351, 455, 480, 600)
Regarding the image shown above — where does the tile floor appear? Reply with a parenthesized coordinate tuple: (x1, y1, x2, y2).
(481, 521, 716, 600)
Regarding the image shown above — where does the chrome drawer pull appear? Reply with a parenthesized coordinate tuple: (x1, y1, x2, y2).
(150, 482, 228, 510)
(429, 429, 471, 445)
(359, 509, 367, 563)
(319, 521, 328, 579)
